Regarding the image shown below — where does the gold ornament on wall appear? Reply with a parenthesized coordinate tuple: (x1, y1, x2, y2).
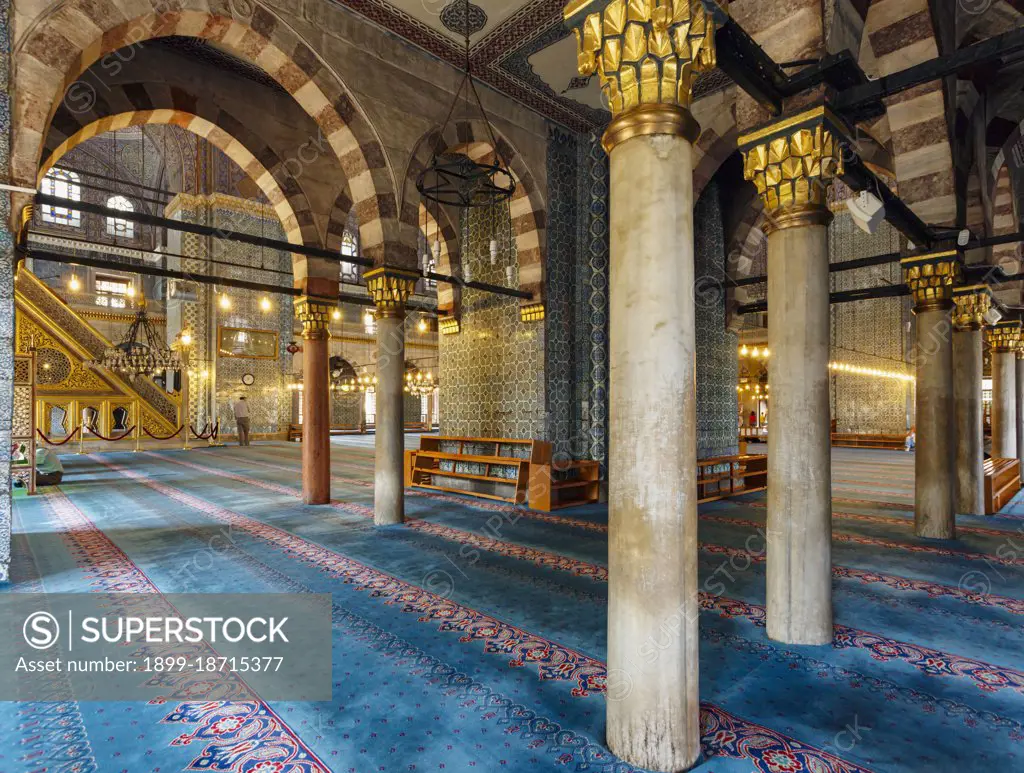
(739, 106, 847, 224)
(901, 251, 960, 313)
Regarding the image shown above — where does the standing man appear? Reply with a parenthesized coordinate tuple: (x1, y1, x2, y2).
(232, 395, 250, 446)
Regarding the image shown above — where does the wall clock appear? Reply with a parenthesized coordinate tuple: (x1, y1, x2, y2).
(241, 373, 255, 386)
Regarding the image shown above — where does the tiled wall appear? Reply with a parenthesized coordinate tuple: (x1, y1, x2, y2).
(168, 194, 294, 437)
(438, 200, 547, 439)
(828, 185, 912, 434)
(437, 126, 610, 457)
(0, 0, 12, 581)
(694, 180, 740, 458)
(437, 127, 742, 467)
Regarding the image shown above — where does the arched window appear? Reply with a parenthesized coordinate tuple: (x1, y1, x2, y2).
(40, 168, 82, 227)
(340, 229, 360, 285)
(105, 195, 135, 239)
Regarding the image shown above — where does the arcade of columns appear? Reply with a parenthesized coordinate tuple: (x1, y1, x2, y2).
(271, 2, 1021, 772)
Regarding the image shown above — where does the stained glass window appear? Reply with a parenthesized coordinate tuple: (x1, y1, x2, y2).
(340, 229, 360, 284)
(105, 195, 135, 239)
(40, 169, 82, 227)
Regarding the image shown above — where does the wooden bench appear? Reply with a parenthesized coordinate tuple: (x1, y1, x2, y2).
(739, 427, 767, 443)
(528, 451, 600, 511)
(405, 436, 601, 510)
(697, 454, 768, 504)
(288, 422, 365, 441)
(831, 433, 906, 450)
(405, 436, 544, 504)
(984, 457, 1020, 514)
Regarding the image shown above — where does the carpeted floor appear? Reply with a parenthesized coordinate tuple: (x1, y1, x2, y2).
(2, 442, 1023, 772)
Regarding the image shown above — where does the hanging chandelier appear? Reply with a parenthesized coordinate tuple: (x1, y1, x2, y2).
(415, 0, 515, 211)
(97, 293, 180, 380)
(404, 368, 436, 397)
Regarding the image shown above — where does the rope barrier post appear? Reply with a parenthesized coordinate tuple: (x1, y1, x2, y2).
(134, 402, 142, 453)
(77, 409, 86, 455)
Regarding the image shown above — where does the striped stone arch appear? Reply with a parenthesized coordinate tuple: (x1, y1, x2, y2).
(859, 0, 956, 226)
(12, 0, 399, 280)
(419, 204, 460, 316)
(989, 160, 1019, 274)
(39, 87, 327, 248)
(401, 120, 546, 305)
(691, 86, 739, 201)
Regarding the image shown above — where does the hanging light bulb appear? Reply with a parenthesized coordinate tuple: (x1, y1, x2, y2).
(332, 308, 342, 321)
(464, 261, 473, 283)
(126, 284, 136, 298)
(432, 239, 442, 260)
(739, 345, 749, 357)
(219, 292, 231, 310)
(68, 274, 81, 292)
(505, 265, 515, 286)
(260, 296, 272, 312)
(418, 318, 427, 333)
(489, 238, 498, 265)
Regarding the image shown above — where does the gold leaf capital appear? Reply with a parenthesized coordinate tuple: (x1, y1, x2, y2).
(565, 0, 717, 117)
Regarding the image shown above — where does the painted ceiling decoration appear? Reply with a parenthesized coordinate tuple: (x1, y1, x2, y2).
(329, 0, 730, 131)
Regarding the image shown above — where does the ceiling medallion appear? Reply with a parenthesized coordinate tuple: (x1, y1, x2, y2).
(439, 2, 488, 36)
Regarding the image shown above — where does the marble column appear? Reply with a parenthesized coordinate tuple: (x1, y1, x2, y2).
(740, 107, 845, 646)
(950, 286, 993, 516)
(902, 253, 961, 538)
(296, 298, 332, 505)
(565, 2, 719, 769)
(365, 268, 419, 526)
(988, 320, 1021, 460)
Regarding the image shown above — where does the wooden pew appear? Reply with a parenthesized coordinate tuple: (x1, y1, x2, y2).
(405, 436, 600, 510)
(288, 422, 365, 441)
(697, 454, 768, 504)
(831, 432, 906, 450)
(406, 436, 542, 504)
(984, 457, 1020, 514)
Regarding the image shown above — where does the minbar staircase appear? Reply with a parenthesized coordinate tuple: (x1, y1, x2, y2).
(14, 268, 180, 435)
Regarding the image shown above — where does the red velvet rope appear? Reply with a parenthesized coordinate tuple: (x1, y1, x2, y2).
(190, 422, 214, 440)
(86, 424, 135, 442)
(142, 425, 185, 441)
(36, 426, 81, 446)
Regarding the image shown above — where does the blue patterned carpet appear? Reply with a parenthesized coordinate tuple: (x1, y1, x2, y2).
(2, 443, 1023, 772)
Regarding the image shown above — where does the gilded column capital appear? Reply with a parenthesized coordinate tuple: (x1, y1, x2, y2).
(295, 296, 332, 341)
(951, 285, 997, 331)
(564, 0, 719, 151)
(901, 251, 960, 313)
(987, 320, 1022, 353)
(364, 266, 420, 318)
(738, 106, 848, 230)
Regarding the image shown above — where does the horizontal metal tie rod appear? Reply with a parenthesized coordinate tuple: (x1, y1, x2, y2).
(34, 193, 535, 302)
(20, 247, 440, 315)
(728, 230, 1024, 288)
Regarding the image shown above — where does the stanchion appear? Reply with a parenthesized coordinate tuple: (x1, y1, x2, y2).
(133, 402, 142, 453)
(77, 409, 87, 455)
(182, 409, 193, 452)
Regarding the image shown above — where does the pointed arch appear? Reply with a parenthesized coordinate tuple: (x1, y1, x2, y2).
(401, 120, 546, 305)
(12, 0, 400, 286)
